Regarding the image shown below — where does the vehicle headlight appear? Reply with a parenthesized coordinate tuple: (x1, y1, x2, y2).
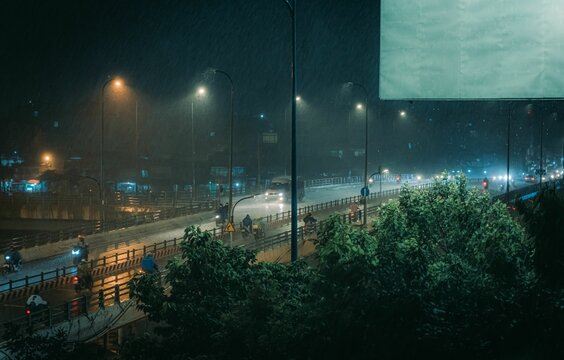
(5, 256, 10, 260)
(278, 193, 283, 197)
(279, 197, 284, 201)
(215, 215, 220, 219)
(72, 249, 80, 255)
(265, 192, 269, 196)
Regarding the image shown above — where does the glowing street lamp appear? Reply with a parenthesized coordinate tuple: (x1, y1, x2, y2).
(100, 76, 123, 225)
(345, 81, 370, 226)
(191, 86, 207, 200)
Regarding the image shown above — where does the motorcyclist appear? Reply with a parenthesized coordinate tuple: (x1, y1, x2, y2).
(4, 245, 22, 272)
(141, 252, 159, 274)
(77, 235, 89, 261)
(26, 290, 48, 312)
(76, 259, 93, 291)
(242, 214, 253, 234)
(350, 202, 360, 222)
(303, 212, 317, 233)
(216, 203, 228, 225)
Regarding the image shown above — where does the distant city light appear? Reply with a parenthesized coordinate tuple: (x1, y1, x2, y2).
(197, 87, 206, 95)
(295, 96, 301, 101)
(399, 110, 406, 117)
(356, 103, 363, 110)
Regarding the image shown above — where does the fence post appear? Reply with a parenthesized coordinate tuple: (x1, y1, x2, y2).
(127, 249, 130, 260)
(115, 252, 118, 263)
(25, 276, 29, 287)
(40, 272, 44, 283)
(114, 285, 120, 304)
(98, 289, 105, 309)
(81, 295, 88, 314)
(103, 256, 106, 267)
(132, 248, 136, 259)
(143, 245, 146, 256)
(164, 239, 167, 249)
(9, 280, 12, 291)
(66, 302, 72, 321)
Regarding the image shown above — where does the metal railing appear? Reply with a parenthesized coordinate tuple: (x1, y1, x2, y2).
(0, 238, 181, 293)
(0, 201, 216, 252)
(0, 183, 433, 294)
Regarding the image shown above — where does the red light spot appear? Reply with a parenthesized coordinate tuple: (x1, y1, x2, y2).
(73, 276, 78, 282)
(25, 309, 31, 315)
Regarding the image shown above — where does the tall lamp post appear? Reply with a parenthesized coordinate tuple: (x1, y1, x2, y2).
(346, 82, 369, 226)
(191, 87, 206, 201)
(100, 77, 122, 225)
(213, 69, 235, 227)
(282, 0, 298, 262)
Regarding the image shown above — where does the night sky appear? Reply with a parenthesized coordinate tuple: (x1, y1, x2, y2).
(1, 0, 562, 177)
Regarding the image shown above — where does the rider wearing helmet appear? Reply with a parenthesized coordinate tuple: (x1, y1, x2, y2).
(5, 245, 22, 272)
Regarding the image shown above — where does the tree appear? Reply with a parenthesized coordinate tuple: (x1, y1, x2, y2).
(517, 185, 564, 286)
(126, 226, 314, 360)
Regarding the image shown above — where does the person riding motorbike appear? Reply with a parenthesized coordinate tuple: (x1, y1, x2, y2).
(72, 235, 89, 265)
(141, 252, 159, 274)
(350, 203, 360, 222)
(75, 259, 93, 292)
(4, 245, 22, 272)
(303, 212, 317, 234)
(241, 214, 253, 237)
(216, 203, 228, 226)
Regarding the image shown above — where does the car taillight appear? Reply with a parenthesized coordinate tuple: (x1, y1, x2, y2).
(73, 276, 78, 282)
(25, 309, 31, 315)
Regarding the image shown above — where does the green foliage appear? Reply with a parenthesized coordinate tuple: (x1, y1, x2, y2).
(2, 324, 103, 360)
(517, 186, 564, 286)
(367, 177, 534, 356)
(126, 225, 315, 360)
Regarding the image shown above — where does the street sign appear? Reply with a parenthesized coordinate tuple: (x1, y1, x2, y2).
(225, 223, 235, 232)
(360, 186, 370, 197)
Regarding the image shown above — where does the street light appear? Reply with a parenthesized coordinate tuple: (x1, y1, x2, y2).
(100, 76, 123, 225)
(212, 69, 235, 228)
(281, 0, 298, 261)
(190, 86, 206, 200)
(356, 103, 363, 110)
(369, 166, 389, 195)
(345, 81, 369, 226)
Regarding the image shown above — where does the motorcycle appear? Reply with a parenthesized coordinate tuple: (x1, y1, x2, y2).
(73, 274, 93, 293)
(241, 225, 251, 239)
(304, 220, 317, 236)
(2, 254, 21, 274)
(215, 214, 226, 227)
(71, 246, 87, 265)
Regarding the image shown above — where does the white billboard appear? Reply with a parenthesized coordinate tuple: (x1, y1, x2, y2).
(380, 0, 564, 100)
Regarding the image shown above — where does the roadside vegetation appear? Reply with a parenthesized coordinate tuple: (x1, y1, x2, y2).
(5, 177, 564, 359)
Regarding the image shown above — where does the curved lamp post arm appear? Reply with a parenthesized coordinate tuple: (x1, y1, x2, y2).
(346, 81, 370, 226)
(213, 69, 235, 224)
(230, 193, 262, 222)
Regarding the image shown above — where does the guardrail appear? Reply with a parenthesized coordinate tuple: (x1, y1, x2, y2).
(0, 238, 182, 294)
(0, 201, 216, 252)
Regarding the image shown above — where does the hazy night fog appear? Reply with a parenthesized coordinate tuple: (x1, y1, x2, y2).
(1, 0, 563, 183)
